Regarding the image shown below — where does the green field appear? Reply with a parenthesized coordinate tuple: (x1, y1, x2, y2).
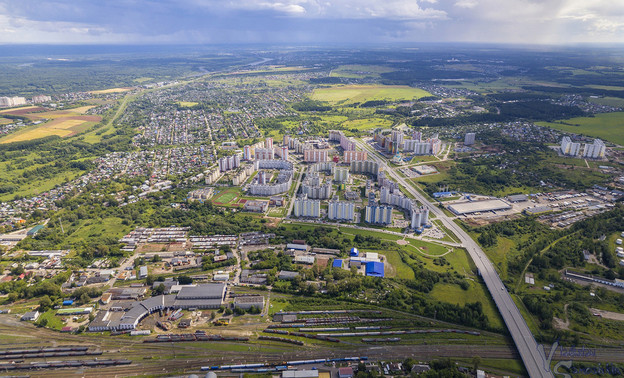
(537, 112, 624, 146)
(587, 96, 624, 108)
(429, 282, 504, 331)
(212, 187, 242, 205)
(66, 217, 130, 244)
(177, 101, 199, 108)
(330, 65, 395, 79)
(341, 117, 393, 131)
(311, 85, 431, 105)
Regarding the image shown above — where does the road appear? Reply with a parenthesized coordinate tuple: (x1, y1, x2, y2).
(356, 138, 551, 378)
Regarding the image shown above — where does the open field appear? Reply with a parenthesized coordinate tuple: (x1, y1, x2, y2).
(0, 105, 43, 115)
(330, 65, 395, 78)
(341, 117, 393, 131)
(0, 117, 12, 125)
(212, 187, 241, 205)
(89, 87, 134, 94)
(177, 101, 199, 108)
(587, 96, 624, 108)
(311, 85, 431, 105)
(536, 112, 624, 146)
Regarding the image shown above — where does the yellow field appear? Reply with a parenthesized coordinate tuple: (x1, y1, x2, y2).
(0, 105, 39, 114)
(177, 101, 199, 108)
(1, 127, 73, 143)
(311, 84, 431, 104)
(31, 106, 95, 120)
(90, 87, 134, 94)
(0, 118, 11, 125)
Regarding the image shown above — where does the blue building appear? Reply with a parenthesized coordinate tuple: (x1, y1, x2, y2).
(332, 259, 343, 269)
(350, 248, 359, 257)
(365, 262, 384, 278)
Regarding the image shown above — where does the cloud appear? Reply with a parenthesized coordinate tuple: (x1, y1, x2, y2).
(454, 0, 477, 9)
(0, 0, 621, 44)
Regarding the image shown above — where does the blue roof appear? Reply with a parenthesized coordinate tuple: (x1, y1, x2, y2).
(62, 300, 74, 305)
(350, 248, 359, 256)
(365, 262, 384, 278)
(332, 259, 343, 268)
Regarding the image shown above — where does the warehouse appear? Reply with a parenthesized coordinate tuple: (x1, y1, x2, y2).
(447, 199, 511, 215)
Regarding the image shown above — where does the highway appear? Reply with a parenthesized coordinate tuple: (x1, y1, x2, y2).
(356, 138, 551, 378)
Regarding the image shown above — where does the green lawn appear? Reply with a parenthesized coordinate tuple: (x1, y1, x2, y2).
(536, 112, 624, 145)
(341, 117, 393, 131)
(37, 309, 65, 330)
(311, 85, 431, 105)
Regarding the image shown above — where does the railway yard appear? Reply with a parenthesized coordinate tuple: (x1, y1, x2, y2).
(2, 306, 624, 377)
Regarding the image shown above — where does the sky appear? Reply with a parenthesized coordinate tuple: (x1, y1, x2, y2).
(0, 0, 622, 45)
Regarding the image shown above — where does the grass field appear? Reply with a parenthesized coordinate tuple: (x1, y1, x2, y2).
(90, 87, 134, 94)
(177, 101, 199, 108)
(65, 217, 130, 244)
(536, 112, 624, 145)
(212, 188, 241, 205)
(341, 117, 393, 131)
(429, 282, 504, 331)
(311, 85, 431, 105)
(330, 65, 395, 79)
(0, 117, 11, 125)
(587, 96, 624, 108)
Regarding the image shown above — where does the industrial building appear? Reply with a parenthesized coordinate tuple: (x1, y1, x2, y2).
(447, 199, 512, 215)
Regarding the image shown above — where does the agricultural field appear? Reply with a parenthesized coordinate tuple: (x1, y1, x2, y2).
(587, 96, 624, 108)
(89, 87, 134, 94)
(311, 85, 431, 105)
(330, 64, 395, 78)
(536, 112, 624, 146)
(0, 106, 102, 144)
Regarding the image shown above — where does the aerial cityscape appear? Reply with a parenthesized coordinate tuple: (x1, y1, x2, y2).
(0, 1, 623, 378)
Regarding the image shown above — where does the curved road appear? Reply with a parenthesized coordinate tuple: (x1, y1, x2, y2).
(356, 139, 551, 378)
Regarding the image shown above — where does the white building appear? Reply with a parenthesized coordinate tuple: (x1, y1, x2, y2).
(365, 204, 393, 225)
(0, 96, 26, 107)
(304, 148, 328, 163)
(255, 147, 274, 160)
(582, 139, 605, 159)
(333, 167, 349, 183)
(293, 195, 321, 218)
(265, 137, 273, 150)
(464, 133, 476, 145)
(218, 155, 240, 172)
(404, 138, 442, 155)
(243, 145, 253, 160)
(350, 160, 380, 177)
(561, 136, 581, 156)
(301, 173, 332, 200)
(410, 206, 429, 229)
(328, 199, 355, 221)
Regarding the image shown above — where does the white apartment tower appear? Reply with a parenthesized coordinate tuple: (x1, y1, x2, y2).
(464, 133, 476, 146)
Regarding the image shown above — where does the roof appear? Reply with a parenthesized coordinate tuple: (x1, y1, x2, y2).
(447, 199, 511, 215)
(365, 261, 385, 278)
(286, 243, 308, 250)
(176, 283, 226, 300)
(350, 247, 359, 256)
(332, 259, 343, 268)
(282, 370, 319, 378)
(508, 194, 528, 202)
(233, 296, 264, 304)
